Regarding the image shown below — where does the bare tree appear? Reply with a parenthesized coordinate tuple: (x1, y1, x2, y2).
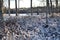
(56, 0, 58, 8)
(44, 0, 49, 28)
(15, 0, 18, 16)
(8, 0, 10, 16)
(0, 0, 4, 40)
(31, 0, 32, 15)
(56, 0, 58, 13)
(0, 0, 3, 10)
(50, 0, 53, 17)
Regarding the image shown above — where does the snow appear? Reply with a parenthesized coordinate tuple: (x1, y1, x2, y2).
(4, 15, 60, 40)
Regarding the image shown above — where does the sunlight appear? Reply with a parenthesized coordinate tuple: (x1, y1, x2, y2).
(3, 0, 60, 9)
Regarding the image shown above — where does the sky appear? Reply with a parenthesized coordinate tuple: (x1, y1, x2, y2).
(3, 0, 60, 9)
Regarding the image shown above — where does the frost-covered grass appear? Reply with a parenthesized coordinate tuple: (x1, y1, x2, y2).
(4, 15, 60, 40)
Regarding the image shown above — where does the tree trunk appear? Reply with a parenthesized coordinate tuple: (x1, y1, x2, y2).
(0, 0, 4, 40)
(15, 0, 18, 16)
(46, 0, 49, 24)
(50, 0, 53, 17)
(56, 0, 58, 13)
(31, 0, 32, 15)
(56, 0, 58, 8)
(8, 0, 10, 16)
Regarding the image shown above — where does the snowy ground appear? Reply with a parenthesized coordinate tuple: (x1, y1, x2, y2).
(4, 14, 60, 40)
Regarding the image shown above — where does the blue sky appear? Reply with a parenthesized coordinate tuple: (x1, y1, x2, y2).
(3, 0, 60, 9)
